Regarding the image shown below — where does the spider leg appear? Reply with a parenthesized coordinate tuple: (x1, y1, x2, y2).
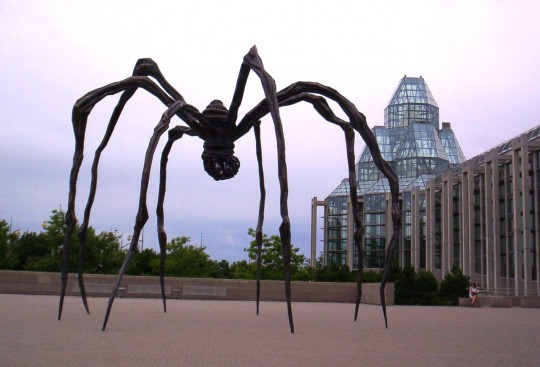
(238, 46, 294, 333)
(156, 126, 195, 312)
(275, 93, 366, 321)
(380, 190, 401, 328)
(238, 84, 401, 327)
(102, 100, 193, 331)
(242, 91, 366, 319)
(76, 87, 138, 317)
(59, 76, 176, 321)
(77, 60, 185, 273)
(132, 58, 185, 102)
(286, 85, 400, 327)
(253, 121, 266, 315)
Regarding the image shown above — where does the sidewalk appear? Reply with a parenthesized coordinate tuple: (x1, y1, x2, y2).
(1, 294, 538, 366)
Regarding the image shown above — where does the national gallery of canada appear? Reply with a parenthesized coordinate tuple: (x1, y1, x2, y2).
(311, 76, 540, 296)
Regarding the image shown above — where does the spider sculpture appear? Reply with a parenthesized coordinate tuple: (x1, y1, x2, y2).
(59, 46, 401, 332)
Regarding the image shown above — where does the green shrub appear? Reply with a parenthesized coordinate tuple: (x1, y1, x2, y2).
(415, 270, 440, 305)
(395, 265, 439, 305)
(362, 270, 382, 283)
(394, 265, 416, 304)
(316, 264, 354, 282)
(439, 266, 470, 305)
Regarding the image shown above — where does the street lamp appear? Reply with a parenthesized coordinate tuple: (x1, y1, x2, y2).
(127, 229, 144, 251)
(111, 229, 124, 250)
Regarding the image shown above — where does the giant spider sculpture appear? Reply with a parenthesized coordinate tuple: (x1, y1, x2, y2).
(59, 46, 401, 332)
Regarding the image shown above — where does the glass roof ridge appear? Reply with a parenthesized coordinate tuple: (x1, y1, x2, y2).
(384, 76, 440, 130)
(386, 75, 439, 108)
(439, 126, 466, 164)
(395, 122, 448, 160)
(328, 75, 468, 200)
(329, 178, 350, 196)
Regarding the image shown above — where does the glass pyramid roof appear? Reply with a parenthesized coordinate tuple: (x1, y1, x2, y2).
(327, 76, 466, 200)
(384, 76, 439, 130)
(387, 76, 438, 107)
(395, 122, 447, 160)
(358, 178, 391, 195)
(329, 178, 350, 197)
(439, 125, 466, 164)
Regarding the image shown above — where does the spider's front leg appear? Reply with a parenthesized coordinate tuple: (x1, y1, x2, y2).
(227, 46, 294, 332)
(59, 75, 176, 321)
(252, 121, 266, 315)
(156, 126, 195, 313)
(60, 56, 204, 322)
(102, 101, 197, 331)
(242, 47, 295, 333)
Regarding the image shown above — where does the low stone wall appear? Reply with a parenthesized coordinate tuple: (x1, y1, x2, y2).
(0, 271, 394, 305)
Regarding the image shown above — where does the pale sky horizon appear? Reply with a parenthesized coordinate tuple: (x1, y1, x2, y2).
(1, 0, 539, 262)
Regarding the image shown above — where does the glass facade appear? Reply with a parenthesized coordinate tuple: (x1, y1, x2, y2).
(418, 194, 427, 268)
(440, 123, 466, 164)
(326, 179, 349, 266)
(364, 194, 387, 268)
(384, 76, 439, 130)
(395, 122, 448, 178)
(325, 76, 465, 270)
(402, 192, 412, 266)
(317, 77, 540, 296)
(356, 76, 464, 197)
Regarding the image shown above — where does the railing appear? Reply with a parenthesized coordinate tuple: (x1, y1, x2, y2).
(485, 288, 540, 297)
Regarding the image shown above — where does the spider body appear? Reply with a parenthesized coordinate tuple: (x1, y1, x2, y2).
(59, 46, 401, 333)
(200, 100, 241, 180)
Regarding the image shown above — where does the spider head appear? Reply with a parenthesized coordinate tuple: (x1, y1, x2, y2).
(201, 100, 240, 181)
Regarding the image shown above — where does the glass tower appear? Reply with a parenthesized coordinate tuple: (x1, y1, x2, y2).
(325, 76, 465, 269)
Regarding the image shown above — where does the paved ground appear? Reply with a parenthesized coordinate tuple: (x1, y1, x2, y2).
(1, 294, 539, 366)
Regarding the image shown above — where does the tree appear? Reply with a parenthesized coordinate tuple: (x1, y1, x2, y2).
(126, 248, 160, 276)
(165, 236, 218, 277)
(83, 228, 124, 274)
(439, 266, 470, 305)
(395, 265, 439, 305)
(13, 231, 51, 271)
(40, 209, 124, 274)
(316, 264, 355, 282)
(0, 220, 9, 260)
(0, 220, 18, 269)
(244, 228, 309, 280)
(1, 210, 125, 274)
(230, 260, 256, 280)
(394, 265, 416, 304)
(211, 259, 231, 279)
(415, 270, 440, 305)
(42, 209, 65, 258)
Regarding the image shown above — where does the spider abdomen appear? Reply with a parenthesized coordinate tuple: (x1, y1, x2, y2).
(202, 141, 240, 180)
(202, 154, 240, 181)
(200, 100, 240, 180)
(201, 141, 240, 181)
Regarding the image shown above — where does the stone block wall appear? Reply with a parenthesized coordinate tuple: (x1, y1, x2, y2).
(0, 271, 394, 305)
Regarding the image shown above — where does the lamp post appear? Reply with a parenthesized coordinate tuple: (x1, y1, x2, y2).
(6, 218, 20, 257)
(127, 229, 144, 251)
(112, 229, 124, 250)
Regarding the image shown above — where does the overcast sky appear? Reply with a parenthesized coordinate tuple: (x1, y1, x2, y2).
(1, 0, 539, 263)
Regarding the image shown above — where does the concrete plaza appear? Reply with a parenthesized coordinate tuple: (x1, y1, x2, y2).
(1, 294, 539, 366)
